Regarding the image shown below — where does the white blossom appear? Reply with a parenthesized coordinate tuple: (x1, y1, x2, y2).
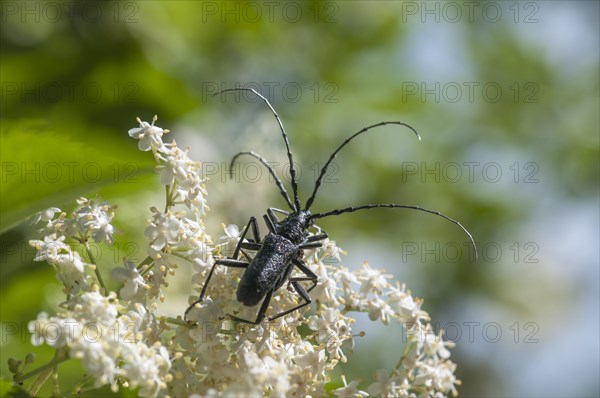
(128, 115, 168, 151)
(29, 291, 171, 397)
(423, 331, 453, 360)
(29, 207, 62, 225)
(29, 234, 70, 263)
(28, 312, 79, 348)
(29, 234, 91, 293)
(333, 376, 369, 398)
(144, 208, 183, 252)
(356, 262, 391, 295)
(77, 199, 114, 242)
(215, 223, 240, 257)
(30, 200, 116, 245)
(112, 260, 148, 302)
(366, 295, 395, 325)
(387, 283, 426, 321)
(367, 369, 397, 397)
(154, 141, 208, 213)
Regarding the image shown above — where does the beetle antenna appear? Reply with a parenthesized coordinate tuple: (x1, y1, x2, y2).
(304, 122, 420, 210)
(230, 151, 296, 211)
(309, 204, 477, 261)
(214, 88, 301, 212)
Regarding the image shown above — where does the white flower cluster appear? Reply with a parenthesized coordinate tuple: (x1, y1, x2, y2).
(29, 234, 91, 294)
(32, 198, 115, 245)
(181, 231, 459, 397)
(127, 115, 211, 302)
(20, 116, 460, 397)
(27, 198, 172, 396)
(28, 291, 171, 396)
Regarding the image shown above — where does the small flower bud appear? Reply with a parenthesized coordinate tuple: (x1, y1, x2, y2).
(7, 357, 21, 374)
(25, 352, 36, 364)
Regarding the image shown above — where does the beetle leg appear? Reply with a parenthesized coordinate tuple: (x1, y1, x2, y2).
(299, 242, 323, 249)
(184, 258, 249, 322)
(240, 242, 262, 251)
(266, 259, 318, 322)
(264, 207, 294, 232)
(186, 216, 264, 324)
(228, 290, 274, 325)
(249, 215, 261, 242)
(232, 257, 319, 324)
(298, 232, 328, 250)
(238, 217, 262, 259)
(291, 258, 319, 293)
(268, 281, 312, 321)
(306, 232, 328, 242)
(269, 207, 290, 218)
(263, 214, 276, 233)
(200, 259, 249, 300)
(239, 249, 253, 262)
(266, 207, 293, 229)
(232, 217, 261, 258)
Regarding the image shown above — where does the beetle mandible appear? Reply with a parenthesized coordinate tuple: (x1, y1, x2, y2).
(184, 88, 476, 325)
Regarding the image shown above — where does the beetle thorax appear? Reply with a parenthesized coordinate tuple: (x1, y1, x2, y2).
(276, 210, 312, 244)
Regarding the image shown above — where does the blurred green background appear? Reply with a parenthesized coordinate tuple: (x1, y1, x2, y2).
(1, 1, 598, 397)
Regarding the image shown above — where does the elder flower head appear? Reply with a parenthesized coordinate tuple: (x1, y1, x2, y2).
(18, 115, 462, 398)
(182, 223, 460, 397)
(27, 290, 171, 395)
(31, 198, 116, 245)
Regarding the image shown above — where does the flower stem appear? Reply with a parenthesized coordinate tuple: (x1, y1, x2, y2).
(139, 262, 155, 277)
(16, 349, 68, 390)
(26, 366, 53, 396)
(165, 185, 170, 212)
(165, 184, 178, 212)
(84, 242, 106, 293)
(160, 315, 190, 328)
(60, 374, 93, 396)
(395, 340, 417, 370)
(136, 255, 154, 272)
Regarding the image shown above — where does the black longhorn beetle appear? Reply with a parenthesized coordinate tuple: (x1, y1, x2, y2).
(184, 88, 476, 325)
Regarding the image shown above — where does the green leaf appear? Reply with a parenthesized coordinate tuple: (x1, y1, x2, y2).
(0, 119, 155, 233)
(0, 378, 31, 398)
